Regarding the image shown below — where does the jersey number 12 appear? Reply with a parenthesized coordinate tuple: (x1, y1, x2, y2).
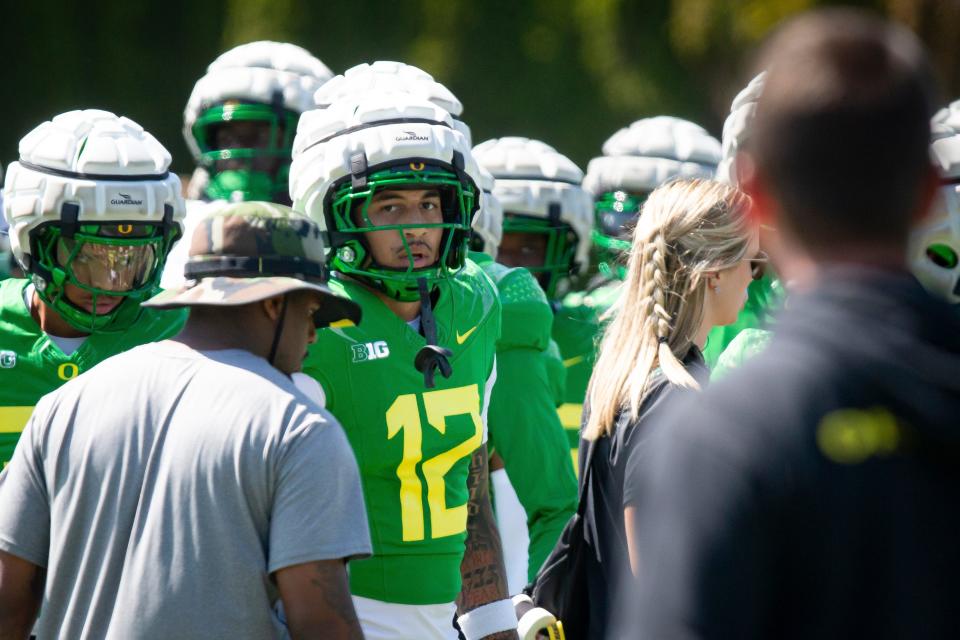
(386, 384, 483, 542)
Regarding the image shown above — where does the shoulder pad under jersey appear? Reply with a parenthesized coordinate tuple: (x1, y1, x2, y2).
(477, 259, 553, 351)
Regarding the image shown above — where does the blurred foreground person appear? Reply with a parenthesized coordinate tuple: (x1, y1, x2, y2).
(571, 179, 756, 639)
(0, 203, 370, 639)
(631, 9, 960, 639)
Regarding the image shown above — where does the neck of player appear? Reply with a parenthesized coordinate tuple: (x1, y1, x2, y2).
(33, 292, 89, 339)
(370, 286, 422, 323)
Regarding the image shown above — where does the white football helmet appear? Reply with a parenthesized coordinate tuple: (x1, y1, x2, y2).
(471, 166, 504, 259)
(933, 96, 960, 131)
(909, 120, 960, 303)
(584, 116, 720, 254)
(716, 72, 766, 186)
(472, 137, 593, 298)
(290, 94, 481, 302)
(183, 41, 333, 203)
(313, 60, 472, 145)
(3, 109, 184, 330)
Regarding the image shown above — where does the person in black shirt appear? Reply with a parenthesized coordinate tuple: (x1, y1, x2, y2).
(576, 178, 760, 638)
(628, 9, 960, 640)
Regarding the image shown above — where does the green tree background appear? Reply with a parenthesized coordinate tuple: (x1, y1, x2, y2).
(3, 0, 958, 175)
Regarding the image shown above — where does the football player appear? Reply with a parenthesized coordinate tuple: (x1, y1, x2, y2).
(0, 110, 186, 466)
(290, 91, 518, 640)
(162, 41, 333, 289)
(472, 137, 593, 468)
(317, 60, 577, 596)
(468, 165, 577, 593)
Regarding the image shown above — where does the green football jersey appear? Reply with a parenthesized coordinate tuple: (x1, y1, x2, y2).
(552, 277, 621, 470)
(0, 278, 187, 466)
(472, 252, 577, 581)
(702, 272, 784, 367)
(303, 260, 501, 605)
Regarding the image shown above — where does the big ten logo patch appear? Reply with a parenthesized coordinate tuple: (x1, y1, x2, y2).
(352, 341, 390, 363)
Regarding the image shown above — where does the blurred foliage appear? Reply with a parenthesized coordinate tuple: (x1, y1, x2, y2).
(2, 0, 959, 176)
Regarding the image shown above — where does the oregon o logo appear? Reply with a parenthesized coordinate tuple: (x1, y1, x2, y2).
(58, 363, 80, 380)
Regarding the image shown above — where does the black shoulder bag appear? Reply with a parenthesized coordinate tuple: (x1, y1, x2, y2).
(525, 436, 599, 637)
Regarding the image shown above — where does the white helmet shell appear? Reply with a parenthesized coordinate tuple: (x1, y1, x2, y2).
(183, 41, 334, 161)
(472, 137, 593, 276)
(313, 61, 472, 146)
(909, 121, 960, 303)
(3, 109, 184, 269)
(583, 116, 720, 195)
(716, 72, 766, 185)
(472, 167, 503, 259)
(290, 94, 481, 229)
(933, 97, 960, 131)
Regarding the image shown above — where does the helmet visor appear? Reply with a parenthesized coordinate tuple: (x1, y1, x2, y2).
(55, 224, 164, 293)
(594, 190, 647, 239)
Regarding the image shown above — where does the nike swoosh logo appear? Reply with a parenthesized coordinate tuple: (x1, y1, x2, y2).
(563, 355, 585, 368)
(456, 325, 478, 344)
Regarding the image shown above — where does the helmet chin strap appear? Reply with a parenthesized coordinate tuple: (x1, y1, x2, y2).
(267, 294, 290, 367)
(413, 277, 452, 388)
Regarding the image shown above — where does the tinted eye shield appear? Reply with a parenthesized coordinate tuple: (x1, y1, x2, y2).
(31, 219, 172, 295)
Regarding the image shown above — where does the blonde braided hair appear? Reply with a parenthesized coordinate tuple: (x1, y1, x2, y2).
(584, 178, 752, 440)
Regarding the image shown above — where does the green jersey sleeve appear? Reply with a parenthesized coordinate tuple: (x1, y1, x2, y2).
(552, 279, 620, 473)
(472, 253, 552, 352)
(0, 278, 186, 467)
(302, 260, 501, 606)
(487, 346, 578, 581)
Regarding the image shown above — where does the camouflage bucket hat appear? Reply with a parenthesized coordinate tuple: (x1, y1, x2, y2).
(143, 201, 361, 327)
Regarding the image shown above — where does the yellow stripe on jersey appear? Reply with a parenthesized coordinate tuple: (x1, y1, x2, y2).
(557, 402, 583, 429)
(0, 406, 34, 433)
(558, 402, 583, 476)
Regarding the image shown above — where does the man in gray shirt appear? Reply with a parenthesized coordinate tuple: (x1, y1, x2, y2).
(0, 202, 371, 639)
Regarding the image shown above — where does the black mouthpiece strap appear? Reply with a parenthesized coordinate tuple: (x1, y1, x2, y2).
(414, 277, 453, 388)
(419, 278, 440, 347)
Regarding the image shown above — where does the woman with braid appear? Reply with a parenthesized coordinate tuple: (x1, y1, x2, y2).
(576, 178, 759, 637)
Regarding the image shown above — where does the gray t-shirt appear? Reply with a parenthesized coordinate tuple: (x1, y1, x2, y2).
(0, 341, 371, 639)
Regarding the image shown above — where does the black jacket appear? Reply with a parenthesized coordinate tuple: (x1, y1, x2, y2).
(629, 268, 960, 639)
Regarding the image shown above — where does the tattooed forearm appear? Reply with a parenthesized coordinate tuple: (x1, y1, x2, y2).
(458, 446, 511, 614)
